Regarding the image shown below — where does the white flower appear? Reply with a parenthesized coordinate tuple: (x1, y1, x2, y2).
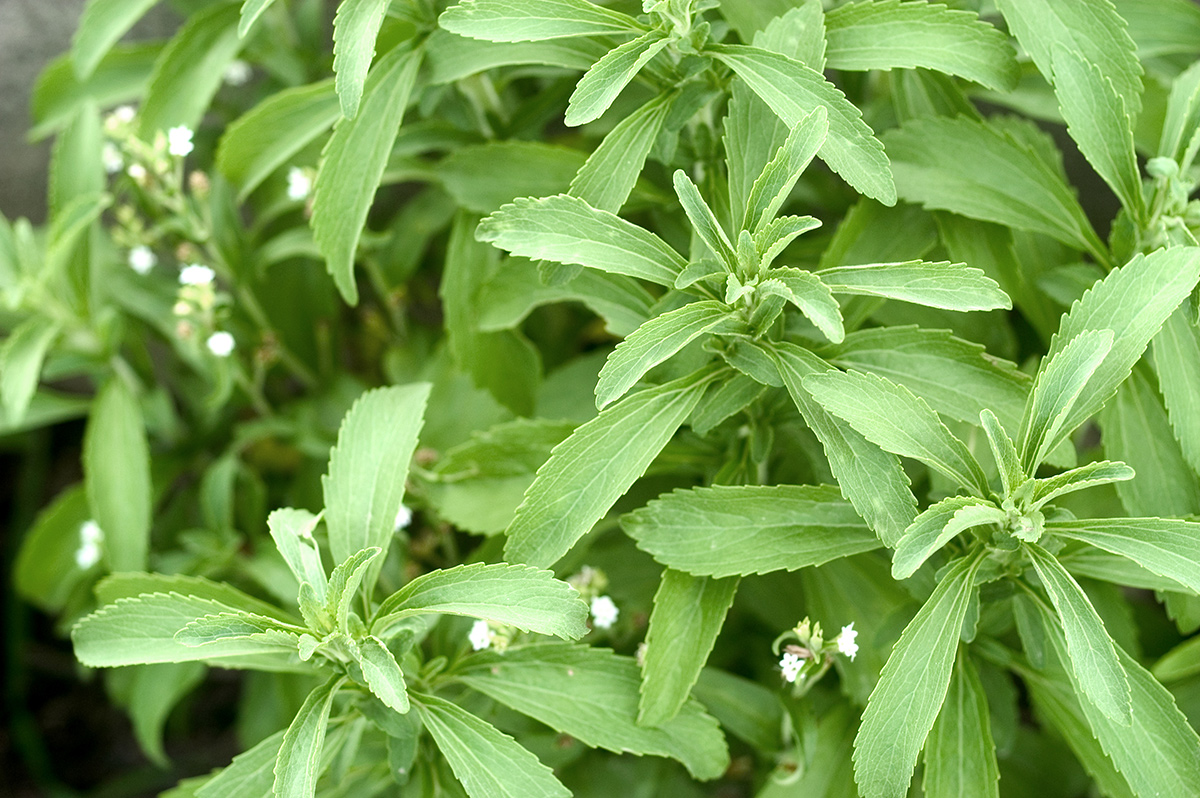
(113, 105, 136, 124)
(75, 520, 104, 569)
(836, 623, 858, 661)
(179, 264, 215, 286)
(469, 619, 493, 651)
(590, 595, 619, 630)
(779, 652, 803, 683)
(102, 143, 124, 174)
(394, 504, 412, 530)
(167, 125, 194, 157)
(223, 59, 252, 86)
(127, 163, 146, 180)
(206, 331, 235, 357)
(127, 245, 156, 275)
(286, 167, 312, 201)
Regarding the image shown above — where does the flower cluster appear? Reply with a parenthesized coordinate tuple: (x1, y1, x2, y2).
(75, 520, 104, 569)
(772, 617, 859, 695)
(467, 619, 513, 652)
(568, 565, 620, 631)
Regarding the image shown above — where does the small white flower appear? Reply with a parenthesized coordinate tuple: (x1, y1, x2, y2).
(286, 167, 312, 201)
(590, 595, 619, 630)
(206, 331, 235, 357)
(779, 652, 803, 683)
(102, 143, 124, 174)
(394, 504, 412, 530)
(179, 264, 215, 286)
(127, 163, 146, 180)
(469, 619, 493, 651)
(167, 125, 194, 157)
(836, 623, 858, 661)
(113, 105, 136, 124)
(127, 245, 156, 275)
(223, 59, 252, 86)
(75, 520, 104, 568)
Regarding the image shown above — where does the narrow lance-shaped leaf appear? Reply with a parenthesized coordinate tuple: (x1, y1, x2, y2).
(570, 90, 673, 213)
(764, 268, 844, 343)
(817, 260, 1011, 311)
(923, 656, 1000, 798)
(981, 409, 1025, 497)
(325, 547, 383, 632)
(673, 170, 736, 268)
(504, 366, 719, 568)
(638, 570, 739, 727)
(196, 729, 284, 798)
(83, 379, 151, 572)
(438, 0, 644, 42)
(71, 0, 160, 78)
(273, 677, 344, 798)
(853, 551, 984, 798)
(1153, 306, 1200, 475)
(1030, 461, 1134, 510)
(267, 508, 327, 601)
(742, 106, 828, 232)
(332, 0, 390, 119)
(623, 484, 880, 577)
(1049, 518, 1200, 596)
(0, 316, 60, 425)
(565, 32, 668, 127)
(893, 498, 1004, 580)
(238, 0, 277, 38)
(1025, 543, 1131, 724)
(355, 635, 409, 714)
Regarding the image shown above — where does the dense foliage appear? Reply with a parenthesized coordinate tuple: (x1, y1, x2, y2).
(7, 0, 1200, 796)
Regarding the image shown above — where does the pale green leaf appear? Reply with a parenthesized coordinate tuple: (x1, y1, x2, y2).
(124, 662, 206, 767)
(31, 43, 160, 140)
(742, 106, 828, 232)
(83, 379, 151, 572)
(981, 408, 1025, 497)
(673, 170, 736, 267)
(238, 0, 276, 37)
(1030, 461, 1134, 510)
(175, 612, 300, 648)
(755, 216, 822, 268)
(565, 32, 668, 127)
(692, 668, 784, 753)
(638, 570, 739, 727)
(1050, 518, 1200, 596)
(94, 572, 296, 624)
(13, 486, 91, 612)
(325, 547, 383, 632)
(197, 729, 284, 798)
(267, 508, 327, 602)
(724, 83, 789, 234)
(1158, 60, 1200, 164)
(439, 142, 587, 214)
(893, 498, 1004, 580)
(425, 29, 605, 84)
(332, 0, 390, 119)
(623, 484, 879, 577)
(71, 0, 159, 79)
(1154, 636, 1200, 683)
(1153, 306, 1200, 475)
(1, 317, 60, 425)
(923, 656, 1000, 798)
(768, 268, 844, 343)
(355, 635, 409, 714)
(438, 0, 643, 42)
(817, 260, 1011, 312)
(570, 91, 673, 213)
(853, 551, 984, 798)
(825, 0, 1017, 91)
(273, 677, 342, 798)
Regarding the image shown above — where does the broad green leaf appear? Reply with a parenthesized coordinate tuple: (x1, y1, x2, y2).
(689, 373, 764, 436)
(817, 260, 1011, 311)
(1155, 636, 1200, 683)
(1030, 461, 1134, 510)
(710, 44, 896, 205)
(1026, 543, 1131, 724)
(138, 3, 245, 137)
(1, 317, 60, 425)
(477, 195, 685, 287)
(638, 570, 739, 727)
(570, 91, 673, 213)
(425, 29, 605, 83)
(311, 43, 422, 304)
(83, 379, 151, 572)
(893, 498, 1004, 580)
(673, 170, 736, 268)
(267, 508, 327, 602)
(824, 0, 1017, 91)
(768, 268, 843, 343)
(455, 644, 729, 779)
(853, 551, 984, 798)
(981, 409, 1025, 496)
(322, 383, 430, 575)
(995, 0, 1142, 118)
(623, 484, 879, 577)
(1153, 306, 1200, 475)
(742, 106, 828, 232)
(355, 635, 409, 713)
(1051, 46, 1143, 224)
(504, 367, 718, 568)
(94, 572, 296, 624)
(239, 0, 277, 37)
(1020, 329, 1115, 471)
(692, 668, 784, 753)
(884, 116, 1105, 260)
(120, 662, 205, 766)
(49, 102, 104, 214)
(596, 300, 734, 409)
(1053, 247, 1200, 446)
(438, 0, 643, 42)
(1050, 518, 1200, 596)
(565, 32, 668, 127)
(196, 729, 284, 798)
(372, 563, 587, 638)
(71, 0, 159, 78)
(803, 369, 988, 495)
(924, 656, 1000, 798)
(332, 0, 390, 119)
(416, 693, 570, 798)
(767, 340, 918, 547)
(274, 677, 343, 798)
(217, 80, 341, 198)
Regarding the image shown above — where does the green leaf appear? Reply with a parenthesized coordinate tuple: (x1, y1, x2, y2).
(710, 44, 896, 205)
(884, 116, 1105, 260)
(455, 644, 729, 779)
(893, 498, 1004, 580)
(273, 677, 343, 798)
(1158, 60, 1200, 164)
(766, 340, 918, 547)
(425, 29, 605, 83)
(322, 383, 430, 574)
(1050, 518, 1200, 596)
(439, 142, 587, 214)
(83, 379, 151, 572)
(824, 0, 1017, 91)
(923, 656, 1000, 798)
(673, 170, 736, 268)
(1025, 543, 1131, 724)
(238, 0, 277, 37)
(565, 32, 668, 127)
(638, 570, 739, 727)
(1020, 329, 1115, 471)
(623, 484, 879, 577)
(477, 195, 685, 287)
(332, 0, 390, 119)
(325, 548, 383, 632)
(1, 317, 60, 426)
(311, 42, 422, 304)
(31, 43, 160, 140)
(71, 0, 159, 79)
(803, 369, 988, 495)
(416, 693, 570, 798)
(217, 79, 341, 198)
(817, 260, 1011, 312)
(355, 635, 409, 714)
(763, 268, 844, 343)
(196, 729, 284, 798)
(570, 91, 673, 213)
(596, 301, 735, 409)
(372, 563, 587, 638)
(137, 3, 245, 137)
(94, 572, 296, 624)
(1030, 461, 1134, 509)
(853, 551, 984, 798)
(755, 216, 823, 268)
(1155, 636, 1200, 682)
(981, 409, 1025, 496)
(438, 0, 643, 42)
(742, 106, 828, 232)
(1153, 306, 1200, 475)
(724, 83, 790, 234)
(13, 486, 92, 612)
(504, 367, 718, 568)
(49, 102, 104, 214)
(176, 612, 300, 647)
(267, 508, 327, 602)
